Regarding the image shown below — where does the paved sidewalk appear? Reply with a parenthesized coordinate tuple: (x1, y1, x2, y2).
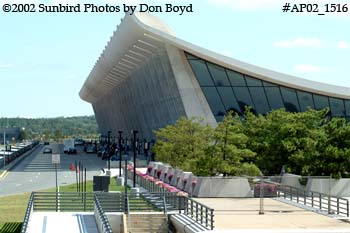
(196, 198, 350, 231)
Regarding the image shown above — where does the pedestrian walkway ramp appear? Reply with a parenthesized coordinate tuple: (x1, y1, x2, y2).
(26, 212, 98, 233)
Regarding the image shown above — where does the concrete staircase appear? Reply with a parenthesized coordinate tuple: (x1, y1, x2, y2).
(126, 213, 168, 233)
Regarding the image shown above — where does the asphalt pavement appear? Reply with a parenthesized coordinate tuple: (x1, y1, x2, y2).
(0, 143, 106, 197)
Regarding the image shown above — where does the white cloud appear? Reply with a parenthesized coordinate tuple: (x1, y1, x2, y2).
(337, 41, 350, 49)
(295, 64, 322, 73)
(274, 38, 323, 48)
(207, 0, 280, 11)
(0, 63, 14, 69)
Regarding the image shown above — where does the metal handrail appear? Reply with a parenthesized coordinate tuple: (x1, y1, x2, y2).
(21, 192, 34, 233)
(94, 195, 113, 233)
(32, 192, 94, 212)
(182, 197, 214, 230)
(162, 192, 168, 214)
(277, 184, 349, 217)
(131, 171, 215, 230)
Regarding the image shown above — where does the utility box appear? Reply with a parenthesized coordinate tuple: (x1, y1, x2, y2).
(93, 176, 110, 192)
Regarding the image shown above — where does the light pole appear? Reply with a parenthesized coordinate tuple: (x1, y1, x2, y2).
(107, 131, 111, 171)
(3, 130, 5, 168)
(118, 131, 123, 177)
(132, 130, 138, 188)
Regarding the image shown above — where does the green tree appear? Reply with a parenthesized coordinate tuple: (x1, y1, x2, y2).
(54, 129, 62, 141)
(242, 108, 328, 175)
(153, 117, 213, 173)
(18, 128, 27, 141)
(209, 112, 259, 176)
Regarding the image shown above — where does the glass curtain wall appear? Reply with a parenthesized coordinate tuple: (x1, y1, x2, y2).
(186, 53, 349, 121)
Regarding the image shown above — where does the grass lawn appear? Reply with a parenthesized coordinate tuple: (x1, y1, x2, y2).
(0, 192, 30, 231)
(0, 177, 129, 231)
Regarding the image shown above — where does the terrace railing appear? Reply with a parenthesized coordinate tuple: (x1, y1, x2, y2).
(277, 184, 349, 217)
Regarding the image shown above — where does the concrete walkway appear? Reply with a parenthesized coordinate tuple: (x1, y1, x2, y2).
(27, 212, 98, 233)
(195, 198, 350, 232)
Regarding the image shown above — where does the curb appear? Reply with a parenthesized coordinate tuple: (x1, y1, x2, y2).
(0, 170, 8, 179)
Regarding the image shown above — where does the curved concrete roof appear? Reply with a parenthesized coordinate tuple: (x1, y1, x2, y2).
(79, 12, 350, 103)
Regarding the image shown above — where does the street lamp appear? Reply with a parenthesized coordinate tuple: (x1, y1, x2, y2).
(132, 130, 138, 188)
(118, 131, 123, 177)
(3, 129, 5, 168)
(107, 131, 111, 171)
(144, 139, 149, 163)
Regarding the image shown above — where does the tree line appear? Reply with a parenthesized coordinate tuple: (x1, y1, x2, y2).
(153, 108, 350, 178)
(0, 116, 99, 141)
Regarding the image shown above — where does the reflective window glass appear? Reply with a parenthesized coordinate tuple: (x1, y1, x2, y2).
(188, 60, 214, 86)
(217, 87, 241, 114)
(246, 76, 262, 86)
(280, 87, 300, 112)
(232, 87, 255, 113)
(297, 91, 315, 111)
(344, 100, 350, 117)
(215, 115, 224, 122)
(201, 87, 226, 116)
(329, 98, 345, 116)
(227, 70, 246, 86)
(313, 94, 329, 110)
(264, 87, 284, 110)
(249, 87, 270, 114)
(263, 81, 278, 87)
(207, 63, 230, 86)
(185, 53, 198, 60)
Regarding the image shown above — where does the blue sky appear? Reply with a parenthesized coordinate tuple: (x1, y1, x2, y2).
(0, 0, 349, 118)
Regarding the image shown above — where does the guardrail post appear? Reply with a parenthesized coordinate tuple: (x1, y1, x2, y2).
(311, 192, 314, 207)
(337, 198, 339, 215)
(190, 200, 194, 218)
(210, 209, 214, 230)
(297, 189, 299, 203)
(196, 202, 199, 222)
(200, 205, 203, 224)
(304, 190, 306, 205)
(56, 192, 58, 212)
(290, 186, 292, 201)
(319, 193, 322, 210)
(347, 200, 349, 217)
(205, 208, 208, 227)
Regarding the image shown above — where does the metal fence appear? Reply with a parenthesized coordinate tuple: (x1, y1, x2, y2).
(278, 184, 349, 217)
(132, 172, 215, 230)
(180, 197, 214, 230)
(32, 192, 95, 212)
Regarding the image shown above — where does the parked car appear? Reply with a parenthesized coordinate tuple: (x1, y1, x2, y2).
(43, 148, 52, 154)
(86, 145, 97, 153)
(44, 141, 50, 145)
(67, 148, 77, 154)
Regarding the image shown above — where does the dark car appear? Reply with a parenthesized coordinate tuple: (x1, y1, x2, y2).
(44, 141, 50, 145)
(86, 145, 97, 153)
(43, 148, 52, 154)
(68, 148, 77, 154)
(101, 151, 109, 160)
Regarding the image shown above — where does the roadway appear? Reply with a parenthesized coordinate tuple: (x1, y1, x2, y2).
(0, 143, 107, 197)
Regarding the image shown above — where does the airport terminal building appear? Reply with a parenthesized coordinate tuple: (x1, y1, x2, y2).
(79, 13, 350, 138)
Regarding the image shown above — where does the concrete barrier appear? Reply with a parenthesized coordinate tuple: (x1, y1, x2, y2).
(192, 177, 253, 198)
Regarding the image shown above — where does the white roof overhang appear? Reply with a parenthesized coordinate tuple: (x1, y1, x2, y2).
(80, 12, 350, 103)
